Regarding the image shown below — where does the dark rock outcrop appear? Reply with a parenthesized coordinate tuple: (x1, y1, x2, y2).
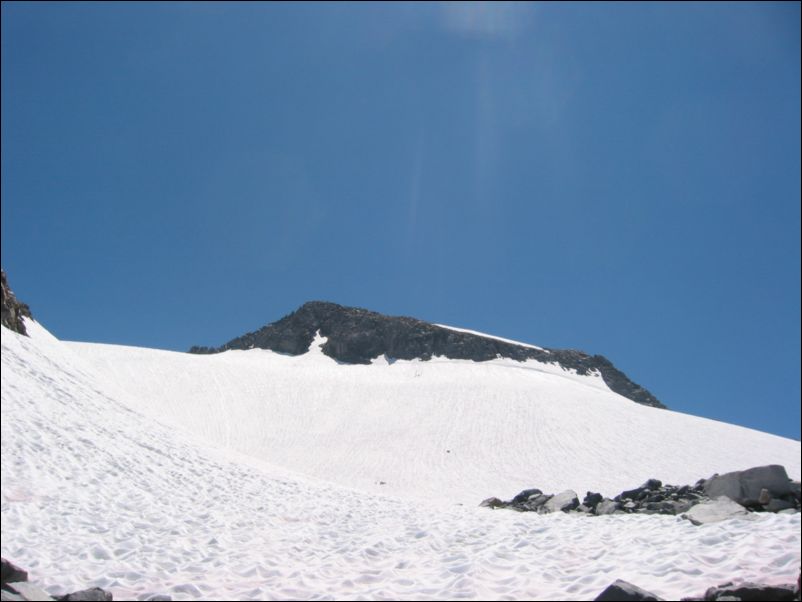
(189, 301, 665, 408)
(594, 579, 664, 601)
(54, 588, 113, 601)
(681, 581, 798, 601)
(1, 558, 115, 602)
(1, 559, 28, 587)
(1, 270, 32, 336)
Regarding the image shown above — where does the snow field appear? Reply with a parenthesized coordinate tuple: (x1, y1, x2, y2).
(1, 321, 800, 600)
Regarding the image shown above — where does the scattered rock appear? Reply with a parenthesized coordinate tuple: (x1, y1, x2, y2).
(594, 579, 664, 600)
(485, 465, 799, 519)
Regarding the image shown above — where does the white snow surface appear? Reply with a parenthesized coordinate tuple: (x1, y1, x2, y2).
(2, 320, 800, 601)
(434, 323, 548, 351)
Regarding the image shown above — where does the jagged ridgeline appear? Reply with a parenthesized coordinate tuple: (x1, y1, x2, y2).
(189, 301, 665, 409)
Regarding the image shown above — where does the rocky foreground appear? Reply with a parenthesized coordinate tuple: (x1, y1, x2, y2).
(480, 464, 801, 601)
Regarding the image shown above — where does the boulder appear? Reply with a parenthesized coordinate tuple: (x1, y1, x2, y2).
(596, 499, 618, 515)
(700, 581, 797, 601)
(511, 488, 543, 505)
(584, 492, 603, 509)
(594, 579, 664, 601)
(682, 497, 750, 526)
(479, 497, 506, 509)
(54, 588, 113, 601)
(543, 490, 579, 513)
(1, 559, 28, 586)
(642, 478, 663, 490)
(3, 582, 55, 601)
(704, 465, 791, 507)
(518, 494, 552, 512)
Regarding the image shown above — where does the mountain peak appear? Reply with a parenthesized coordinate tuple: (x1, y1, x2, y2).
(190, 301, 666, 409)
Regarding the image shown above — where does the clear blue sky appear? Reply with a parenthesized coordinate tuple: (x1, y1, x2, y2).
(2, 2, 800, 440)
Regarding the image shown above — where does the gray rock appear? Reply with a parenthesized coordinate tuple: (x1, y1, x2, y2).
(1, 559, 28, 586)
(704, 465, 792, 507)
(54, 588, 112, 601)
(479, 497, 506, 509)
(518, 494, 552, 512)
(758, 488, 771, 505)
(596, 499, 618, 515)
(145, 597, 172, 602)
(701, 581, 796, 601)
(1, 592, 25, 602)
(790, 481, 801, 502)
(764, 498, 796, 513)
(543, 490, 579, 513)
(3, 582, 55, 601)
(594, 579, 664, 601)
(583, 492, 603, 508)
(683, 497, 750, 525)
(511, 488, 543, 505)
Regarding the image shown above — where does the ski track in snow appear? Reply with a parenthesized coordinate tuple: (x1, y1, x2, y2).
(2, 321, 801, 601)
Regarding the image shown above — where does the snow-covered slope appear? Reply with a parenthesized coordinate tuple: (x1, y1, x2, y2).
(66, 332, 800, 504)
(2, 320, 800, 601)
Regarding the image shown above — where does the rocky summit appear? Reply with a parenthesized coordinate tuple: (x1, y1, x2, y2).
(1, 270, 32, 336)
(189, 301, 665, 408)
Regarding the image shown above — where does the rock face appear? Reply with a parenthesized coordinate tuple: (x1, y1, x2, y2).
(189, 301, 665, 408)
(1, 270, 32, 336)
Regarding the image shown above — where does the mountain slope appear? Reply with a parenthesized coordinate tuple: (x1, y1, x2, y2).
(70, 330, 799, 505)
(2, 319, 800, 601)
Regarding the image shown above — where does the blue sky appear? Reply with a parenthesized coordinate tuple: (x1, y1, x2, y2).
(2, 2, 800, 439)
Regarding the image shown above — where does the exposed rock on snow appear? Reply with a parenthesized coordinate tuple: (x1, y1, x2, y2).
(487, 467, 801, 520)
(681, 580, 799, 601)
(682, 497, 750, 526)
(0, 559, 28, 587)
(188, 300, 666, 408)
(594, 579, 664, 600)
(0, 270, 31, 336)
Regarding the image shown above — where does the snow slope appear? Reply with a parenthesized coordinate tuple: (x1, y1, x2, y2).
(2, 320, 801, 601)
(65, 332, 800, 504)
